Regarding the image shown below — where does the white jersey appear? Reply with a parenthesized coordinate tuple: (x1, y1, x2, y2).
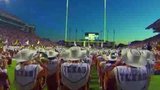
(15, 64, 42, 90)
(141, 50, 155, 75)
(146, 59, 155, 75)
(0, 68, 7, 73)
(61, 62, 90, 90)
(113, 66, 149, 90)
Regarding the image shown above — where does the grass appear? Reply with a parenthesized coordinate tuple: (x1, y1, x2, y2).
(149, 75, 160, 90)
(7, 61, 160, 90)
(7, 61, 17, 90)
(89, 66, 100, 90)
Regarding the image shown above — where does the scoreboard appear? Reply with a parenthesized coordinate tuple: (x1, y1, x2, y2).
(85, 32, 99, 41)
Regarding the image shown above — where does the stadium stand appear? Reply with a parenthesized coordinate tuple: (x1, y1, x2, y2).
(0, 9, 54, 47)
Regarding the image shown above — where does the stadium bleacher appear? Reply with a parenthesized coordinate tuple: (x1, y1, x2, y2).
(0, 9, 54, 47)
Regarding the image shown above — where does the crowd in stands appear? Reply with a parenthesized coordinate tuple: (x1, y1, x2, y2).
(129, 34, 160, 49)
(0, 22, 55, 47)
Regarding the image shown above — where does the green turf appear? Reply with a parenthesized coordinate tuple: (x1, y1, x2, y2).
(7, 61, 17, 90)
(89, 66, 100, 90)
(7, 61, 160, 90)
(149, 75, 160, 90)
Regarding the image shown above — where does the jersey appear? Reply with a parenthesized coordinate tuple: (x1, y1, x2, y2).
(15, 64, 42, 90)
(113, 66, 149, 90)
(61, 62, 90, 90)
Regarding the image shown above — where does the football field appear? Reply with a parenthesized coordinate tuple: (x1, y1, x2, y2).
(8, 61, 160, 90)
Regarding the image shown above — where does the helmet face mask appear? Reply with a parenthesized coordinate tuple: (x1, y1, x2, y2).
(110, 52, 117, 59)
(111, 55, 116, 59)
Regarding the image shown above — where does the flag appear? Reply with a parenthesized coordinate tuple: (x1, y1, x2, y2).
(25, 40, 29, 45)
(37, 40, 40, 45)
(14, 40, 19, 45)
(4, 39, 8, 44)
(101, 42, 103, 48)
(74, 41, 77, 46)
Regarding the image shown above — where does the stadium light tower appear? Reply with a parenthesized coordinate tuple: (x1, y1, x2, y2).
(65, 0, 69, 42)
(103, 0, 107, 42)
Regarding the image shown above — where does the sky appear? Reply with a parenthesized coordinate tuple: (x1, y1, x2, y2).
(0, 0, 160, 44)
